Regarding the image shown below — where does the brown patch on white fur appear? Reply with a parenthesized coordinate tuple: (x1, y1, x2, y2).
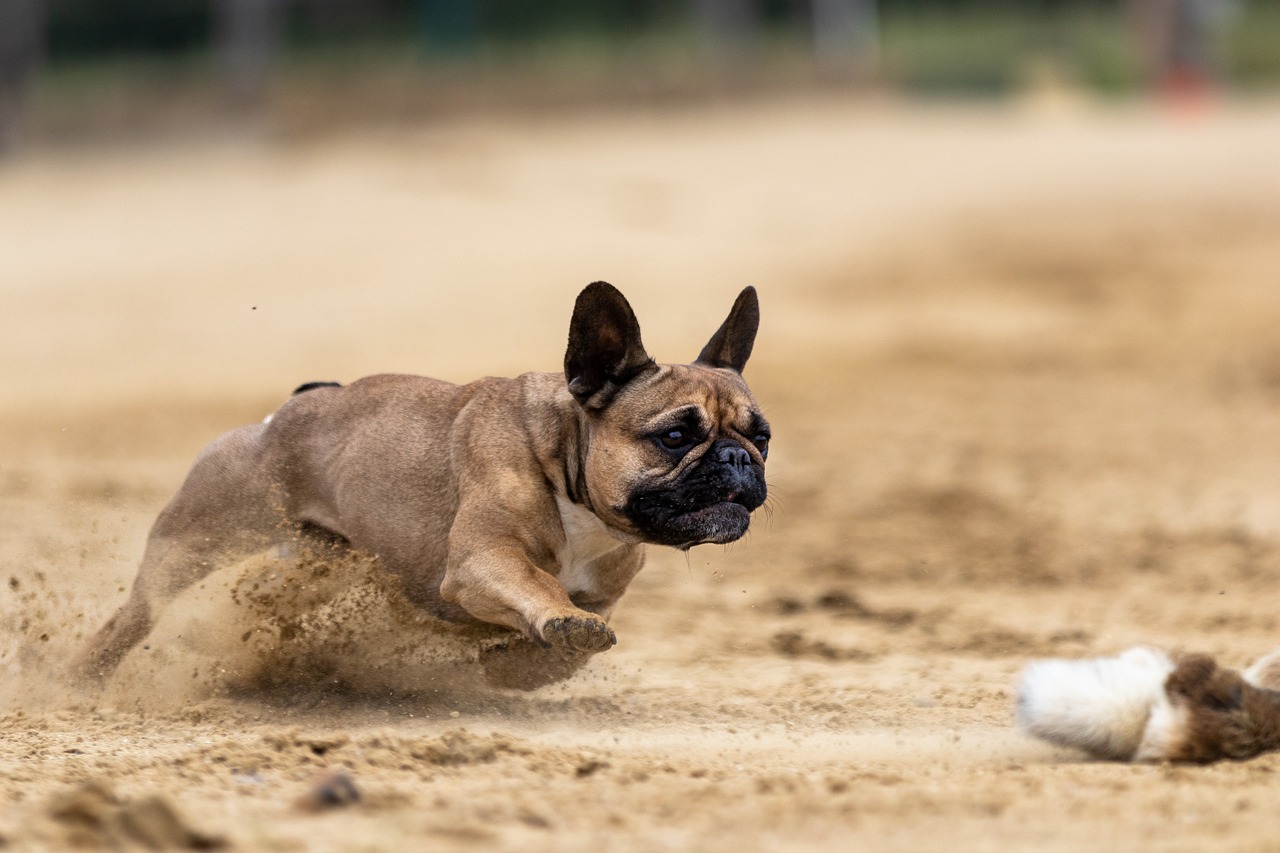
(1154, 654, 1280, 763)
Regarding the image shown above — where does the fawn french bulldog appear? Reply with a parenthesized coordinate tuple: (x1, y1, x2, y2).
(76, 282, 771, 688)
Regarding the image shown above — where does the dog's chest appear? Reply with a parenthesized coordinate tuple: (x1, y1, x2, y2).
(555, 496, 626, 595)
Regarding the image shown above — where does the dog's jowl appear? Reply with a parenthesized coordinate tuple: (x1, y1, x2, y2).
(76, 282, 770, 688)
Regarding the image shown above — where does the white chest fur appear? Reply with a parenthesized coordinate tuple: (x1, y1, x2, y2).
(555, 496, 626, 595)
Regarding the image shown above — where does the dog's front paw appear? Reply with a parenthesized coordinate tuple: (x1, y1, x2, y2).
(540, 615, 617, 653)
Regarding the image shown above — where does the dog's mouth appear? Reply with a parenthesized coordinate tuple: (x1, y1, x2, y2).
(677, 489, 750, 518)
(673, 500, 752, 546)
(679, 494, 748, 518)
(624, 489, 758, 549)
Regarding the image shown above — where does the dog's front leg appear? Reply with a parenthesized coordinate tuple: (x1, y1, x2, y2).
(441, 539, 616, 653)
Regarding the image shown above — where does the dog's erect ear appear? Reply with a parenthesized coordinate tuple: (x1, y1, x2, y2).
(565, 281, 657, 410)
(695, 286, 759, 373)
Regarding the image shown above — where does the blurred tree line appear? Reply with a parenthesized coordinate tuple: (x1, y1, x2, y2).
(0, 0, 1273, 147)
(4, 0, 1268, 77)
(4, 0, 1246, 65)
(29, 0, 878, 58)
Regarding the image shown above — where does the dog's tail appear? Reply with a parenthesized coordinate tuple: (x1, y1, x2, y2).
(1017, 645, 1280, 763)
(292, 381, 342, 396)
(263, 381, 343, 424)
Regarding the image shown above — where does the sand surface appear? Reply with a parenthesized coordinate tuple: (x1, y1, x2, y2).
(3, 95, 1280, 850)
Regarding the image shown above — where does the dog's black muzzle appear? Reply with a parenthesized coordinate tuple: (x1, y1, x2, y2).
(625, 439, 767, 549)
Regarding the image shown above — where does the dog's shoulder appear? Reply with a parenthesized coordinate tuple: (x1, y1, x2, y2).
(448, 372, 576, 463)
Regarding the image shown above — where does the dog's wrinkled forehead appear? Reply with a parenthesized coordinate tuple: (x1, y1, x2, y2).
(617, 364, 762, 431)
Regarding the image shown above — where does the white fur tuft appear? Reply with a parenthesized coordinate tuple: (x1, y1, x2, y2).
(1244, 646, 1280, 691)
(1133, 687, 1187, 762)
(1017, 646, 1176, 760)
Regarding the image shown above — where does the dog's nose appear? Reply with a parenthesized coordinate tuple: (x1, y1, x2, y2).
(715, 441, 751, 468)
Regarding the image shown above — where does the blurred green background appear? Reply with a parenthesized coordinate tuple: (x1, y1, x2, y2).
(0, 0, 1276, 147)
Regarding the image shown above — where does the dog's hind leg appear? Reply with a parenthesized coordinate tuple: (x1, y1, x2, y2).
(73, 424, 287, 683)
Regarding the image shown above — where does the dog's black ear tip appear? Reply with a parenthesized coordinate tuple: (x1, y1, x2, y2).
(695, 286, 760, 372)
(579, 280, 622, 301)
(573, 282, 634, 320)
(565, 281, 651, 408)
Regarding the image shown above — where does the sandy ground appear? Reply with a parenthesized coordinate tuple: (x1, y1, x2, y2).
(3, 94, 1280, 850)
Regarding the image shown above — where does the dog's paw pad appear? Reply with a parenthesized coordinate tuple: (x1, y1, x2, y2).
(541, 616, 616, 653)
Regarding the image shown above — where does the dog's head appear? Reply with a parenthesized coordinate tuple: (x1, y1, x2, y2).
(563, 281, 770, 550)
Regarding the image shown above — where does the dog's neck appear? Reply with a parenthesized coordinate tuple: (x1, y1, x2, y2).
(523, 372, 642, 550)
(522, 373, 594, 510)
(563, 402, 594, 511)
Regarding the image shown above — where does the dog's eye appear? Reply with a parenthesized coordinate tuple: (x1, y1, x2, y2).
(752, 433, 770, 459)
(658, 429, 692, 450)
